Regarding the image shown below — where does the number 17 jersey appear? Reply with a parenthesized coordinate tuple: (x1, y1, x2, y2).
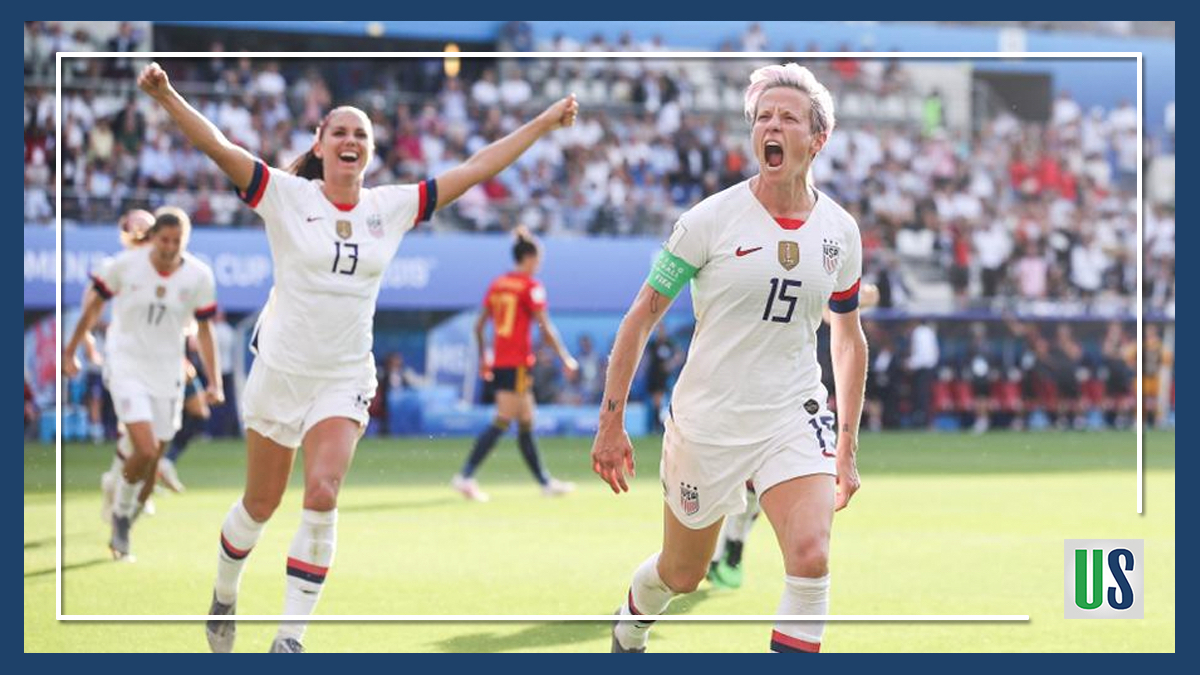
(664, 181, 862, 446)
(483, 272, 546, 369)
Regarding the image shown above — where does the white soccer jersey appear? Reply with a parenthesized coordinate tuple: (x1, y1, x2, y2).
(92, 247, 217, 398)
(239, 161, 436, 380)
(663, 181, 862, 446)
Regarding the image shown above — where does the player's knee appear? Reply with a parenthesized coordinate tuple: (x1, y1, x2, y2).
(492, 416, 512, 431)
(658, 560, 707, 594)
(517, 419, 534, 433)
(783, 534, 830, 578)
(242, 494, 281, 522)
(304, 475, 343, 511)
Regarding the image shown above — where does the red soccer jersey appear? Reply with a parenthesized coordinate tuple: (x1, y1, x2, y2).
(483, 272, 546, 369)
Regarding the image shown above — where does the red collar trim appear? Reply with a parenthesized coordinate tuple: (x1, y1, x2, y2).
(775, 217, 806, 230)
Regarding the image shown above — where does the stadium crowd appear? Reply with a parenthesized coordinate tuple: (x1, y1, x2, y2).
(29, 22, 1173, 440)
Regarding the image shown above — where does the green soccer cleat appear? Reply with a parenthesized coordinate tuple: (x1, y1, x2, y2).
(711, 560, 744, 589)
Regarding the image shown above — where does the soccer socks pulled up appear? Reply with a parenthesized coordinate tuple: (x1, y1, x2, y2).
(277, 509, 337, 643)
(461, 418, 508, 478)
(770, 573, 830, 653)
(113, 478, 144, 519)
(214, 500, 267, 604)
(517, 424, 549, 486)
(615, 553, 676, 650)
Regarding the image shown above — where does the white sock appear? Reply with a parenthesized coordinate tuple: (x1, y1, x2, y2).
(113, 478, 143, 519)
(614, 553, 675, 650)
(214, 500, 267, 605)
(107, 452, 124, 476)
(771, 573, 830, 653)
(277, 509, 338, 642)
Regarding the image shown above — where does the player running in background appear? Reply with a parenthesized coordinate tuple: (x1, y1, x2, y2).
(64, 207, 223, 560)
(452, 227, 579, 502)
(707, 282, 878, 590)
(137, 62, 579, 652)
(592, 64, 867, 653)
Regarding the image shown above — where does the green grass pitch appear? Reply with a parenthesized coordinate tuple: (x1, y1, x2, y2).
(25, 430, 1174, 652)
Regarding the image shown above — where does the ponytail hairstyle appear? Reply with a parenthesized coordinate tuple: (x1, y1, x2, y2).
(511, 225, 540, 264)
(285, 106, 375, 181)
(118, 209, 155, 249)
(151, 206, 192, 249)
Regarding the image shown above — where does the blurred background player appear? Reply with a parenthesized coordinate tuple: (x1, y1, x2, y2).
(708, 282, 879, 590)
(64, 207, 222, 560)
(645, 324, 682, 435)
(156, 334, 214, 492)
(453, 227, 579, 501)
(594, 63, 866, 654)
(135, 61, 579, 652)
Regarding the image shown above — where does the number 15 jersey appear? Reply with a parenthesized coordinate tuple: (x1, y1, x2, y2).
(239, 161, 437, 380)
(656, 181, 862, 446)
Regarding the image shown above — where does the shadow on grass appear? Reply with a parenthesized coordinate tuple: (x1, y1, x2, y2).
(24, 537, 54, 550)
(25, 557, 110, 578)
(338, 496, 461, 514)
(424, 589, 720, 653)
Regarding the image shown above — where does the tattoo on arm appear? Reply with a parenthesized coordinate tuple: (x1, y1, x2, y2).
(842, 423, 851, 433)
(607, 399, 618, 413)
(650, 292, 660, 314)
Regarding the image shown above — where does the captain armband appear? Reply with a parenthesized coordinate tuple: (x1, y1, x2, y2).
(646, 249, 699, 299)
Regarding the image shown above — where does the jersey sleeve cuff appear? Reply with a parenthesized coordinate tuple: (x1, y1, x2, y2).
(91, 274, 114, 300)
(236, 160, 270, 208)
(414, 178, 438, 227)
(828, 278, 861, 313)
(194, 302, 218, 321)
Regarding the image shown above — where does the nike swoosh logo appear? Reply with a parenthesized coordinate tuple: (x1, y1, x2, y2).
(735, 246, 762, 257)
(306, 216, 323, 222)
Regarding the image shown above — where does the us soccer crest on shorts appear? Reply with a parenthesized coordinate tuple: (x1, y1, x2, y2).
(680, 482, 700, 516)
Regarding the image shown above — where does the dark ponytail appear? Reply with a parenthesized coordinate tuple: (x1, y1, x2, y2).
(286, 110, 333, 180)
(511, 225, 539, 263)
(286, 150, 324, 180)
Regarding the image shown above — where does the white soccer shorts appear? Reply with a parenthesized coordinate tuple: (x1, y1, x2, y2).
(106, 377, 182, 442)
(242, 359, 375, 449)
(660, 408, 837, 530)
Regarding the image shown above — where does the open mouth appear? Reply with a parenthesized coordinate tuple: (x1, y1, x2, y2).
(764, 141, 784, 168)
(338, 151, 360, 165)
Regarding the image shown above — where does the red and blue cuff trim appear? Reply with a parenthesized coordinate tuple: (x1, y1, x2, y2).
(770, 630, 821, 653)
(236, 161, 270, 208)
(828, 278, 861, 314)
(627, 589, 656, 624)
(286, 557, 329, 584)
(91, 274, 114, 300)
(194, 302, 218, 321)
(415, 178, 438, 227)
(220, 534, 252, 561)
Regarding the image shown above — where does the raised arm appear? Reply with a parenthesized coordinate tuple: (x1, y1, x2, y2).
(591, 284, 675, 493)
(533, 309, 578, 375)
(434, 95, 578, 210)
(828, 308, 868, 511)
(62, 290, 108, 378)
(137, 62, 257, 192)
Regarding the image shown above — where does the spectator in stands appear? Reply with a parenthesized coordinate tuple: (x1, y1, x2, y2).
(906, 319, 940, 428)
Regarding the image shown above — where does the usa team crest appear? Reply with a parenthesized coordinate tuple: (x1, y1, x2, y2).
(680, 482, 700, 516)
(336, 219, 353, 239)
(822, 238, 841, 275)
(367, 213, 384, 239)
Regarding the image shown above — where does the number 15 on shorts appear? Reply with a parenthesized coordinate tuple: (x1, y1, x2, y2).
(809, 414, 836, 458)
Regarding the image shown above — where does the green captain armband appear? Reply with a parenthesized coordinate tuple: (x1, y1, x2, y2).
(646, 249, 698, 299)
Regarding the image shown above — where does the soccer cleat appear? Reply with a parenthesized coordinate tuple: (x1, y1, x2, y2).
(205, 592, 236, 653)
(610, 611, 646, 653)
(109, 514, 132, 560)
(451, 474, 490, 502)
(269, 637, 305, 653)
(157, 457, 185, 493)
(711, 560, 744, 589)
(100, 470, 118, 524)
(541, 477, 576, 497)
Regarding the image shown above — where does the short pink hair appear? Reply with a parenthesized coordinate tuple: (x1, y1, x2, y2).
(743, 63, 836, 138)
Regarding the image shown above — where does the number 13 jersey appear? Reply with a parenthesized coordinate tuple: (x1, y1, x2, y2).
(663, 181, 862, 446)
(239, 161, 437, 380)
